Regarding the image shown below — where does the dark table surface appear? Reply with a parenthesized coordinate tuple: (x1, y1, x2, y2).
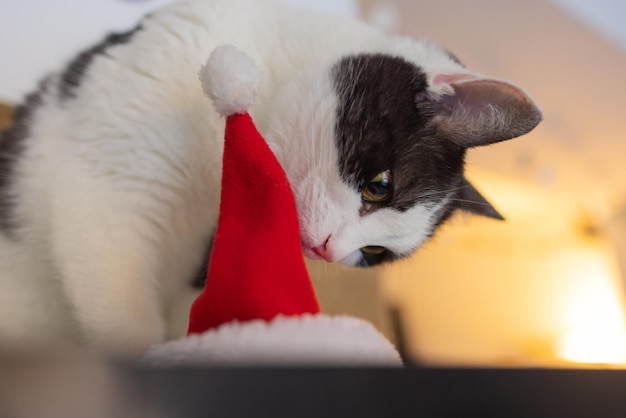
(133, 366, 626, 418)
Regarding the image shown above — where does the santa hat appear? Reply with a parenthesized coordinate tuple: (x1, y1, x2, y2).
(144, 46, 401, 366)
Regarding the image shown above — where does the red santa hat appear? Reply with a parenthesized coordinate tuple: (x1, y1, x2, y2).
(144, 45, 401, 366)
(187, 45, 320, 333)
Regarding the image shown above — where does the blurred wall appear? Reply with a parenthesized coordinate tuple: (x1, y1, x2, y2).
(0, 0, 357, 102)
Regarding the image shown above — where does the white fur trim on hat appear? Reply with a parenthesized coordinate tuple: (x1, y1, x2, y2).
(143, 315, 402, 367)
(199, 44, 262, 117)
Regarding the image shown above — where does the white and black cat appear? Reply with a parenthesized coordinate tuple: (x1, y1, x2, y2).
(0, 0, 541, 354)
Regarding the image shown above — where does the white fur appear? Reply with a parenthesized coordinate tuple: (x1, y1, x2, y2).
(143, 314, 402, 366)
(0, 0, 467, 355)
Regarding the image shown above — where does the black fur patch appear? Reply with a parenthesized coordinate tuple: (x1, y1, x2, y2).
(333, 54, 466, 212)
(191, 234, 215, 290)
(333, 54, 469, 267)
(59, 24, 142, 100)
(0, 81, 46, 235)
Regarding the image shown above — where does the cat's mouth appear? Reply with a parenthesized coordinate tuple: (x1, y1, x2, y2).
(302, 246, 329, 262)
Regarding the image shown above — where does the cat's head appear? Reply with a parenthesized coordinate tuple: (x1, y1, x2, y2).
(266, 41, 541, 267)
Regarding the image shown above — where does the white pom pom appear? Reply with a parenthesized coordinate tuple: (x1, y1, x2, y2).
(199, 45, 262, 117)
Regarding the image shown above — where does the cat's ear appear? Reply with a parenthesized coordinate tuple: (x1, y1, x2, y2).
(455, 178, 505, 221)
(428, 75, 542, 148)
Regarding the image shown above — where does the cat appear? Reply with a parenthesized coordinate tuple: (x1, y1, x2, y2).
(0, 0, 541, 355)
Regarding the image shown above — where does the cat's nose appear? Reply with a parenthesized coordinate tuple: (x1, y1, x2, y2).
(312, 235, 332, 262)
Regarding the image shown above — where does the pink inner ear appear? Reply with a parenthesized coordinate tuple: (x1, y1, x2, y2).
(433, 73, 475, 85)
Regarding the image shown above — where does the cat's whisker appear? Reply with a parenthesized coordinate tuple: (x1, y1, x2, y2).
(416, 183, 473, 199)
(446, 198, 495, 207)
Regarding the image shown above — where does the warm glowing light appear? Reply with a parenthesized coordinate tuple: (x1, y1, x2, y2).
(382, 168, 626, 367)
(557, 277, 626, 365)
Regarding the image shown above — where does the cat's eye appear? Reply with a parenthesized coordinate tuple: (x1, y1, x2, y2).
(361, 246, 386, 255)
(362, 170, 393, 203)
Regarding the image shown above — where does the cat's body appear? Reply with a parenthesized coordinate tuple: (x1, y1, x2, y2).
(0, 0, 540, 354)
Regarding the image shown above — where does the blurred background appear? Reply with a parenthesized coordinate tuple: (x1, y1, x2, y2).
(2, 0, 626, 369)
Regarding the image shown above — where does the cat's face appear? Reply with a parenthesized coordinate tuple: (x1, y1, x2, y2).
(267, 48, 541, 268)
